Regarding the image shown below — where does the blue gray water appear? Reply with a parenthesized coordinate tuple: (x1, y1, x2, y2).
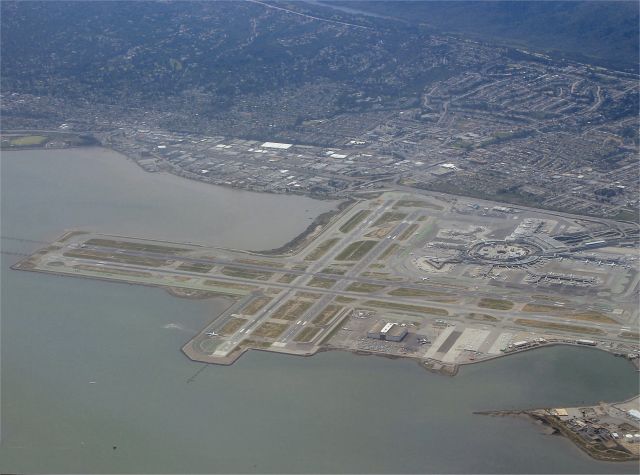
(1, 148, 638, 473)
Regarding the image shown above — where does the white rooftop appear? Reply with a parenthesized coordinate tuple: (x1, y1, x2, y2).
(261, 142, 292, 149)
(380, 323, 395, 334)
(628, 409, 640, 420)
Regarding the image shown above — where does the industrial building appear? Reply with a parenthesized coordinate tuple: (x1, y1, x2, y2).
(576, 339, 597, 346)
(261, 142, 292, 150)
(367, 321, 408, 342)
(628, 409, 640, 421)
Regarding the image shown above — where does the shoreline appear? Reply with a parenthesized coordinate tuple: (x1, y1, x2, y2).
(476, 409, 640, 463)
(4, 141, 639, 227)
(0, 130, 100, 151)
(253, 198, 354, 257)
(182, 324, 638, 375)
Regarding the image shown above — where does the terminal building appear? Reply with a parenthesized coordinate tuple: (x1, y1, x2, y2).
(367, 322, 408, 342)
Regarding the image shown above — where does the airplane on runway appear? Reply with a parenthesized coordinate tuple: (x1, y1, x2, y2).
(205, 330, 219, 337)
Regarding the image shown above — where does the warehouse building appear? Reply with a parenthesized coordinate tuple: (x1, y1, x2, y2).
(367, 321, 408, 342)
(628, 409, 640, 421)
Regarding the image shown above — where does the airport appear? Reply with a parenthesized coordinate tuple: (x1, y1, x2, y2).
(13, 190, 640, 373)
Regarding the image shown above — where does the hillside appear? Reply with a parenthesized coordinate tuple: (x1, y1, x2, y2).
(325, 1, 639, 71)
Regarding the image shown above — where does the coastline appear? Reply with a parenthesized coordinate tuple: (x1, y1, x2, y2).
(476, 408, 640, 463)
(254, 198, 354, 256)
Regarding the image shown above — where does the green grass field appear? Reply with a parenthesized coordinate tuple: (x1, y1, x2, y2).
(522, 303, 617, 324)
(253, 321, 288, 338)
(466, 313, 499, 322)
(388, 287, 451, 299)
(339, 210, 371, 233)
(73, 264, 151, 278)
(307, 277, 336, 289)
(335, 296, 356, 303)
(294, 326, 322, 343)
(203, 279, 256, 292)
(515, 319, 604, 335)
(237, 339, 272, 349)
(219, 317, 248, 336)
(312, 304, 343, 326)
(86, 238, 188, 254)
(335, 240, 377, 261)
(346, 282, 386, 293)
(321, 266, 347, 275)
(620, 331, 640, 340)
(373, 211, 407, 227)
(221, 267, 274, 281)
(9, 135, 48, 146)
(363, 300, 448, 316)
(377, 243, 399, 260)
(304, 238, 340, 261)
(272, 299, 314, 321)
(63, 249, 168, 267)
(478, 298, 514, 310)
(394, 199, 444, 210)
(177, 262, 215, 273)
(242, 296, 272, 315)
(398, 224, 419, 240)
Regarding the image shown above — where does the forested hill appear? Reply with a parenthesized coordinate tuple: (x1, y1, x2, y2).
(324, 0, 639, 71)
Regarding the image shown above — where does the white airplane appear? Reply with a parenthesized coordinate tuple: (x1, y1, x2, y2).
(205, 330, 219, 337)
